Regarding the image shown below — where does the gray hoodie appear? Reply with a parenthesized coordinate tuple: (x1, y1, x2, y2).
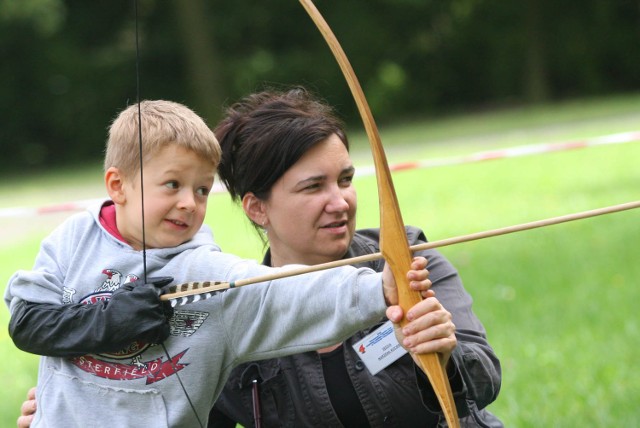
(5, 201, 387, 427)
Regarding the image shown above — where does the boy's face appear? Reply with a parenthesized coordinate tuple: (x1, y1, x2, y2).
(109, 145, 216, 250)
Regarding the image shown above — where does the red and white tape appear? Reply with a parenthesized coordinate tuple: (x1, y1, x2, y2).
(357, 130, 640, 176)
(1, 130, 638, 218)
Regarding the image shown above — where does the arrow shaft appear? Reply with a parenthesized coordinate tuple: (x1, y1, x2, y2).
(161, 200, 640, 297)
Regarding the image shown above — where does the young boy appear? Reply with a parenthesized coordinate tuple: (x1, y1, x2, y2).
(5, 100, 431, 427)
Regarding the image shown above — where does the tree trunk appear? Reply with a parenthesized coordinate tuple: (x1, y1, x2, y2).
(523, 0, 550, 103)
(172, 0, 224, 123)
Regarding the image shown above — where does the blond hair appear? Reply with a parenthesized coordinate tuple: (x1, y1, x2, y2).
(104, 100, 221, 179)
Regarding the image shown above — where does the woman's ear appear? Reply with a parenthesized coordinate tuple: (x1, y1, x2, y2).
(105, 167, 127, 204)
(242, 192, 268, 227)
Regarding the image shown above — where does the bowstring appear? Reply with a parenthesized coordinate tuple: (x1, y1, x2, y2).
(134, 2, 204, 426)
(135, 0, 146, 282)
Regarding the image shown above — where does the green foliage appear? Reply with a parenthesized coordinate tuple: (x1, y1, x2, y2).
(0, 239, 41, 426)
(1, 97, 639, 426)
(0, 0, 65, 36)
(2, 0, 640, 171)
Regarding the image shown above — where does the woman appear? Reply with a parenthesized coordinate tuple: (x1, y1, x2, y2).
(209, 88, 502, 427)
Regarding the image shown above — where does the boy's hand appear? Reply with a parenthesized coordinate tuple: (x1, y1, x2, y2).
(17, 387, 36, 428)
(382, 256, 431, 306)
(110, 276, 175, 341)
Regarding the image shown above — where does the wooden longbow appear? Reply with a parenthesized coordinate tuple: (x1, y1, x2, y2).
(297, 0, 460, 425)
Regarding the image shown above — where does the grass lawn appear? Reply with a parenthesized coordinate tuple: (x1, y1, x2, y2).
(1, 93, 639, 427)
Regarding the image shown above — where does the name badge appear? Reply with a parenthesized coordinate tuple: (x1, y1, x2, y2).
(352, 320, 408, 375)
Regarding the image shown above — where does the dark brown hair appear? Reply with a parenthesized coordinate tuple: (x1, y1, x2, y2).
(215, 87, 349, 206)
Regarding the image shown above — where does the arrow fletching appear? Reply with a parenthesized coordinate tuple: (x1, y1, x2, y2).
(162, 280, 235, 307)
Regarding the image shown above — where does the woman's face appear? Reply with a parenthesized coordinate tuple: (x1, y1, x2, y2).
(261, 134, 357, 266)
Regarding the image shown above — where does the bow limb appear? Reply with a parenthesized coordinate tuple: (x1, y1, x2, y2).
(298, 1, 460, 426)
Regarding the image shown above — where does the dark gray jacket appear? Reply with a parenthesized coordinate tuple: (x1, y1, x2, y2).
(209, 226, 503, 427)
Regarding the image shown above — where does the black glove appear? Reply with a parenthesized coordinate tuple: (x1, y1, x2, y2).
(111, 276, 175, 327)
(9, 277, 174, 357)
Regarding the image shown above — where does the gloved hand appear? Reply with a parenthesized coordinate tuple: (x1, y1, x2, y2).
(9, 277, 175, 357)
(108, 276, 175, 341)
(111, 276, 175, 321)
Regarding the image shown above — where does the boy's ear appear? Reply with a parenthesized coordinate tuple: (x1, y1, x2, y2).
(242, 192, 268, 227)
(105, 167, 127, 204)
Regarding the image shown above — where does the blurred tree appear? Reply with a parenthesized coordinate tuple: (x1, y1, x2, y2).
(172, 0, 223, 123)
(1, 0, 638, 172)
(0, 0, 136, 169)
(524, 0, 550, 103)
